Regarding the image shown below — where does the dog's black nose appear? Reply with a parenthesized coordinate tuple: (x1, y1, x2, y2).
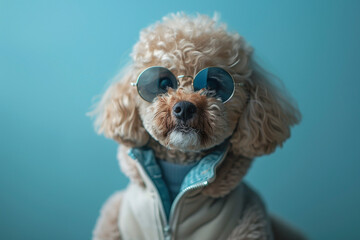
(172, 101, 197, 121)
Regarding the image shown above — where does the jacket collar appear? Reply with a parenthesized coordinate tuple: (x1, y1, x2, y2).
(128, 140, 229, 217)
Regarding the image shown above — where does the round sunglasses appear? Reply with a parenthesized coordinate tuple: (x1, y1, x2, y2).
(131, 66, 237, 103)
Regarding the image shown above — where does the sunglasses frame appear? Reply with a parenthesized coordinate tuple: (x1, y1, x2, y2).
(132, 66, 237, 103)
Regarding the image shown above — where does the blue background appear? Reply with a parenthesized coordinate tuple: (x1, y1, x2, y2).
(1, 0, 359, 239)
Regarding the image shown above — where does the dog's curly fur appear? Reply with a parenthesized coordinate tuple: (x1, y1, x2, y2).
(91, 12, 301, 240)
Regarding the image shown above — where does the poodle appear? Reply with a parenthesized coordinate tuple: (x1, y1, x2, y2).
(91, 13, 303, 240)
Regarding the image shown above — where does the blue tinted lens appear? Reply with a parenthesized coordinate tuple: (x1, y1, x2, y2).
(193, 67, 234, 102)
(193, 68, 209, 91)
(136, 67, 177, 102)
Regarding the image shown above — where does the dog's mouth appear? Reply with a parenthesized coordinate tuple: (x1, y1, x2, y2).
(173, 123, 197, 134)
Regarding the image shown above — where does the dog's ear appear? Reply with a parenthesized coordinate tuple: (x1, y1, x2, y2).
(231, 61, 301, 158)
(91, 66, 149, 147)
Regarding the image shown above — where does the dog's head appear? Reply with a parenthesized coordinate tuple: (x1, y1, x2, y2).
(92, 13, 300, 158)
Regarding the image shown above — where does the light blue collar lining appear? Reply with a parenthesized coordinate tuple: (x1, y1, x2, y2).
(157, 160, 197, 201)
(128, 141, 229, 219)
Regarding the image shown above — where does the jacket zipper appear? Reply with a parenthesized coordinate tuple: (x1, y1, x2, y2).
(166, 181, 209, 239)
(135, 162, 207, 240)
(165, 145, 229, 240)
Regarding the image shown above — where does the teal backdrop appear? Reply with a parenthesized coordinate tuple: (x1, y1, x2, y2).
(1, 0, 359, 239)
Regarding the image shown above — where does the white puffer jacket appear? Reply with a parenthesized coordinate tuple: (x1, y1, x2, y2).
(117, 144, 273, 240)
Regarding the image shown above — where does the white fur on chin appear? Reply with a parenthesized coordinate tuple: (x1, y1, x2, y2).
(168, 130, 200, 150)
